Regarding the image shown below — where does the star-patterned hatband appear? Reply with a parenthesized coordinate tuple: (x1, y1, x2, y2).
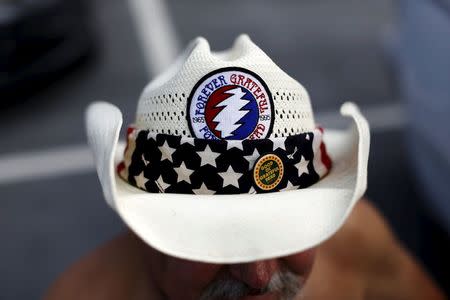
(117, 127, 332, 195)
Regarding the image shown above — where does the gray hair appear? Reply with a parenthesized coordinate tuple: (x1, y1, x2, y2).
(199, 270, 303, 300)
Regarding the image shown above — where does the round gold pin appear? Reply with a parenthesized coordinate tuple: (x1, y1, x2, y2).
(253, 154, 284, 191)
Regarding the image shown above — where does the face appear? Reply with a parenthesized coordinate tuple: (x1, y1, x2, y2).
(141, 240, 316, 300)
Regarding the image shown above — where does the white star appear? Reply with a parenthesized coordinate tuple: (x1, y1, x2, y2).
(295, 156, 310, 177)
(280, 180, 296, 192)
(197, 145, 221, 167)
(273, 139, 286, 151)
(147, 131, 155, 140)
(305, 133, 310, 140)
(134, 171, 148, 190)
(244, 148, 261, 168)
(156, 175, 170, 192)
(218, 165, 243, 188)
(174, 162, 194, 183)
(226, 141, 244, 151)
(248, 186, 257, 194)
(159, 140, 176, 162)
(193, 183, 215, 195)
(180, 136, 195, 146)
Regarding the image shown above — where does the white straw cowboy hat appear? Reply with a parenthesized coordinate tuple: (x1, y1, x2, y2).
(86, 34, 370, 264)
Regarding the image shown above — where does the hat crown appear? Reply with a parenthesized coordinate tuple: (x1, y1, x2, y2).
(135, 34, 315, 139)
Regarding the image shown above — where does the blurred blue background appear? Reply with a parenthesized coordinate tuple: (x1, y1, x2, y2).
(0, 0, 448, 298)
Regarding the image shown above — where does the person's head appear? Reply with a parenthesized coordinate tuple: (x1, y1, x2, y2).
(86, 34, 370, 299)
(138, 235, 316, 300)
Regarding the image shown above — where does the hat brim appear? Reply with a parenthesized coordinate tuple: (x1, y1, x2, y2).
(86, 101, 370, 263)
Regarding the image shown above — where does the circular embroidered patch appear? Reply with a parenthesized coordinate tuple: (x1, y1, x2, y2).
(253, 154, 284, 191)
(187, 67, 274, 140)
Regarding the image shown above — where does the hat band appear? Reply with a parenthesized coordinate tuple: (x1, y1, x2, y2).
(117, 127, 332, 194)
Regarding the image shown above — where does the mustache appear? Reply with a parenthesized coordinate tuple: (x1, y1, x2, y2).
(198, 271, 303, 300)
